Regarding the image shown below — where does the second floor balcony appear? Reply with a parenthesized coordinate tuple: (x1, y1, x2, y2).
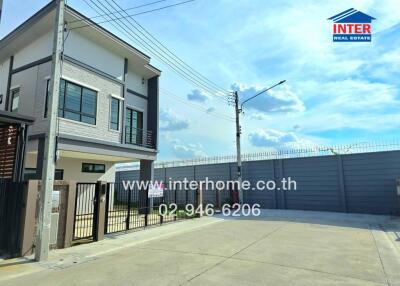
(125, 126, 155, 150)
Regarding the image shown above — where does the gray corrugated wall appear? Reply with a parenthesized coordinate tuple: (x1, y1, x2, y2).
(116, 151, 400, 215)
(342, 152, 399, 214)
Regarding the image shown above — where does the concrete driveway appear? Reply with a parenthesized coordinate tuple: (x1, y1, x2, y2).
(1, 210, 400, 286)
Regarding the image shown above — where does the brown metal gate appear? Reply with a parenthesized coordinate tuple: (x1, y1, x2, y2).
(0, 125, 18, 179)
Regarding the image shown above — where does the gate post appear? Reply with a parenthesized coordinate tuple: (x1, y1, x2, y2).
(196, 183, 203, 217)
(19, 180, 38, 256)
(63, 181, 76, 248)
(337, 156, 348, 213)
(139, 160, 154, 224)
(93, 181, 107, 242)
(104, 183, 110, 234)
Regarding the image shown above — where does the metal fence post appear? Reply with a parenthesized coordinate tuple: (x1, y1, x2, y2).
(144, 190, 148, 227)
(279, 159, 286, 209)
(337, 155, 348, 212)
(93, 181, 106, 242)
(126, 186, 131, 231)
(174, 188, 177, 221)
(272, 160, 278, 209)
(196, 183, 203, 217)
(104, 183, 110, 234)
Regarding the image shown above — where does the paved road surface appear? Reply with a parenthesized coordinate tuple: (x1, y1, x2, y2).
(1, 210, 399, 286)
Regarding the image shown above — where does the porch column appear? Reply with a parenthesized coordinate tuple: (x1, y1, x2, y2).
(138, 160, 154, 215)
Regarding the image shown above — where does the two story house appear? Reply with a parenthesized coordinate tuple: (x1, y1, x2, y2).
(0, 1, 160, 182)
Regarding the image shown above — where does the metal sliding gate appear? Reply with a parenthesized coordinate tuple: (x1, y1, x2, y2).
(0, 179, 25, 257)
(105, 183, 198, 234)
(72, 183, 97, 241)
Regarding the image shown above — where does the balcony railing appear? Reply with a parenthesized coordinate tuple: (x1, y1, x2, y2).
(125, 126, 155, 149)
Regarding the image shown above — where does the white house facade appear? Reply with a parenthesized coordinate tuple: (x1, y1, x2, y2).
(0, 1, 160, 182)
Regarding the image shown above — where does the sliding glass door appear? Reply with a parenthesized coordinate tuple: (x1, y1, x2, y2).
(125, 107, 143, 145)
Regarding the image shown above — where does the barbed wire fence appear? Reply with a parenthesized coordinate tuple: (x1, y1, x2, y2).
(117, 139, 400, 171)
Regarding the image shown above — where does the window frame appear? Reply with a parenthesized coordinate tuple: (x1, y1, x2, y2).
(110, 96, 120, 131)
(81, 163, 106, 174)
(44, 79, 50, 118)
(58, 79, 98, 125)
(24, 168, 64, 180)
(10, 87, 20, 112)
(125, 107, 144, 145)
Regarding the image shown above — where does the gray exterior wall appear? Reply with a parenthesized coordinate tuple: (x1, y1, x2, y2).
(0, 57, 10, 110)
(59, 61, 122, 144)
(116, 150, 400, 215)
(1, 9, 160, 151)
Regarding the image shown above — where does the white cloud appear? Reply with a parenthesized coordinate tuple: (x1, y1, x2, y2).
(232, 83, 305, 113)
(160, 109, 190, 131)
(206, 107, 215, 113)
(299, 79, 399, 112)
(249, 113, 269, 120)
(187, 90, 210, 103)
(173, 143, 206, 158)
(293, 124, 301, 131)
(248, 129, 315, 149)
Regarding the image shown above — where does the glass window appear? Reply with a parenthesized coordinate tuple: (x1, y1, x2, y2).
(44, 79, 50, 118)
(81, 163, 105, 173)
(110, 97, 120, 130)
(23, 168, 64, 180)
(82, 89, 97, 116)
(10, 88, 20, 112)
(125, 108, 143, 145)
(58, 79, 97, 125)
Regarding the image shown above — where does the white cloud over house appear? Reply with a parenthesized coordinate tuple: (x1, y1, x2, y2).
(248, 129, 315, 149)
(232, 83, 305, 114)
(187, 89, 210, 103)
(172, 142, 206, 158)
(160, 109, 190, 131)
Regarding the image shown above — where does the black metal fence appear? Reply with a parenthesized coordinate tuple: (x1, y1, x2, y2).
(105, 182, 198, 234)
(0, 179, 25, 257)
(73, 183, 96, 241)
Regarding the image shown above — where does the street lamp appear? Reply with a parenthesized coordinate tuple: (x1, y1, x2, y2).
(234, 80, 286, 204)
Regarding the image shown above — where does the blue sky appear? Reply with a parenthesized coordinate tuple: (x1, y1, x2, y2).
(1, 0, 399, 160)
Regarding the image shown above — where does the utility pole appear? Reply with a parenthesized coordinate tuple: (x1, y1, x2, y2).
(234, 80, 286, 206)
(35, 0, 64, 262)
(234, 91, 243, 204)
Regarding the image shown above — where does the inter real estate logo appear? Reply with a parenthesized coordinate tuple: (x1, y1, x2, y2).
(328, 8, 376, 42)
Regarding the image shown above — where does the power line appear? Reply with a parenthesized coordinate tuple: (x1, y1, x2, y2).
(80, 0, 229, 102)
(69, 0, 195, 30)
(103, 0, 228, 97)
(161, 88, 235, 122)
(85, 0, 225, 99)
(162, 88, 233, 118)
(107, 0, 230, 95)
(104, 0, 229, 96)
(68, 0, 168, 23)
